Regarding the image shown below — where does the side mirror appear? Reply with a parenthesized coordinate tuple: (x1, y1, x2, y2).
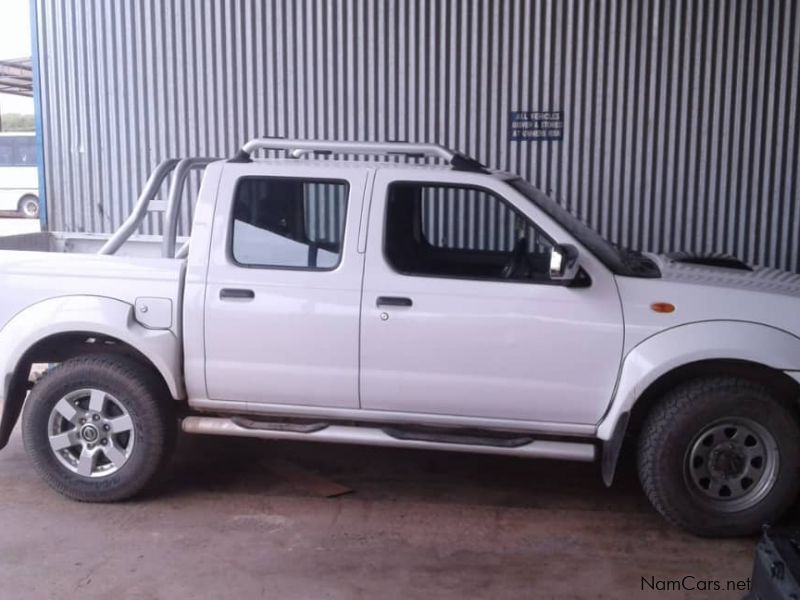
(549, 244, 580, 282)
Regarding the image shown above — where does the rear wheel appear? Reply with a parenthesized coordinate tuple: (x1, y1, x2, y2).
(637, 377, 800, 536)
(18, 195, 39, 219)
(22, 355, 175, 502)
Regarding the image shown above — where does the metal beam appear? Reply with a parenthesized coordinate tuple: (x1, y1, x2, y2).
(0, 57, 33, 97)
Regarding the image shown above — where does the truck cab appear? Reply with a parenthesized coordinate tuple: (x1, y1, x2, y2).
(187, 154, 624, 432)
(1, 139, 799, 537)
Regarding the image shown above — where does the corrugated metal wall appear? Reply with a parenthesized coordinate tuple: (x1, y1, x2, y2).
(35, 0, 800, 271)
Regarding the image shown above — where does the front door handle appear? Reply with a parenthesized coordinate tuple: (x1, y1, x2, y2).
(376, 296, 413, 307)
(220, 288, 255, 300)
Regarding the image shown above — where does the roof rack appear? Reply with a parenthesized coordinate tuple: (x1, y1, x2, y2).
(229, 138, 488, 172)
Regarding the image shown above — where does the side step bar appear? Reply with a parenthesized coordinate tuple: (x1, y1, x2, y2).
(181, 416, 596, 462)
(231, 416, 328, 433)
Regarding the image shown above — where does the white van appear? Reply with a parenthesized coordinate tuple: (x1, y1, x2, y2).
(0, 132, 39, 218)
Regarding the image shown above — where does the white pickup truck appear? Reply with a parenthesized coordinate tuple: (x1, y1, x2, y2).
(0, 139, 798, 537)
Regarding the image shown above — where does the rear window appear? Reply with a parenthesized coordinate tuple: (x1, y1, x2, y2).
(231, 177, 348, 270)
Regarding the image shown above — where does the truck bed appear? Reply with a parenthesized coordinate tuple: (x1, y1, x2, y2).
(0, 237, 184, 338)
(0, 231, 188, 257)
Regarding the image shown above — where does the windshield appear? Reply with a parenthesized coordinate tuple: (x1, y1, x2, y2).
(508, 178, 660, 278)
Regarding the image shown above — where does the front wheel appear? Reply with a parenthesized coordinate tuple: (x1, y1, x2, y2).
(637, 377, 800, 537)
(22, 355, 175, 502)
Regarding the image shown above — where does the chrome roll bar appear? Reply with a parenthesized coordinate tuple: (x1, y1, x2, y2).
(98, 159, 179, 256)
(98, 157, 216, 258)
(161, 157, 217, 259)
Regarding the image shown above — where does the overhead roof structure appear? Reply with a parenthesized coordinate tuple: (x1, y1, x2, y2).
(0, 58, 33, 97)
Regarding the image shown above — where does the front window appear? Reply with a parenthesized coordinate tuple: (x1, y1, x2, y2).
(385, 182, 555, 282)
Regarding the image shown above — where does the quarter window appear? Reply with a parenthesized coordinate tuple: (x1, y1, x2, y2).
(231, 177, 348, 269)
(385, 183, 555, 282)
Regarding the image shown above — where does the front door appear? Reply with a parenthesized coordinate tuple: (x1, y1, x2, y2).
(203, 164, 369, 409)
(360, 172, 624, 425)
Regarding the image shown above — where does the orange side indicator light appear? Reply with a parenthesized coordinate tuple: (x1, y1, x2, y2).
(651, 302, 676, 313)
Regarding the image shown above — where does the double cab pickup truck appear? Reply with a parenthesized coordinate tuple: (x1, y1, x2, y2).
(0, 139, 798, 537)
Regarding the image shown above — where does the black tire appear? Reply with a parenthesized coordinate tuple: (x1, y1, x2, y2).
(22, 355, 176, 502)
(17, 195, 39, 219)
(637, 377, 800, 537)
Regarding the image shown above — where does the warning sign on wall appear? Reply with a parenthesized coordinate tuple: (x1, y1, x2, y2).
(510, 111, 564, 141)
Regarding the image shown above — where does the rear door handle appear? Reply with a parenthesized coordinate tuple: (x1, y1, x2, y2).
(376, 296, 413, 307)
(220, 288, 255, 300)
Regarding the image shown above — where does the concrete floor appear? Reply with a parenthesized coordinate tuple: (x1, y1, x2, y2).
(0, 426, 778, 600)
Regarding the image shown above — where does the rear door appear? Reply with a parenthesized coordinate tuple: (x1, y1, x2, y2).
(203, 163, 370, 409)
